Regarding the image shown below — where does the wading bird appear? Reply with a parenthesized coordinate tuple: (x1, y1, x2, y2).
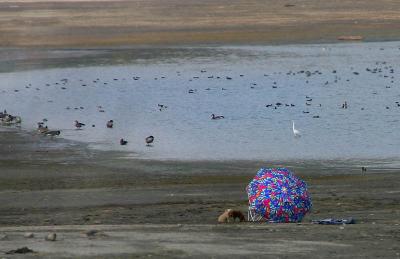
(292, 121, 301, 137)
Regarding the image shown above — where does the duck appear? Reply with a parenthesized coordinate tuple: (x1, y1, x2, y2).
(106, 120, 113, 128)
(0, 110, 7, 119)
(45, 130, 61, 137)
(158, 104, 168, 111)
(211, 114, 224, 120)
(2, 114, 21, 124)
(75, 120, 85, 129)
(145, 136, 154, 146)
(38, 124, 49, 134)
(120, 138, 128, 145)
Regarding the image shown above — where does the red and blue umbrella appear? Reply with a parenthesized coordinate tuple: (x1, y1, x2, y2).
(246, 168, 312, 223)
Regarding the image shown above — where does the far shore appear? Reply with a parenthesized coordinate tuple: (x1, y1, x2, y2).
(1, 0, 400, 48)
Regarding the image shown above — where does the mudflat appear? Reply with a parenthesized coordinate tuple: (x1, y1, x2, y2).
(0, 0, 400, 47)
(0, 130, 399, 257)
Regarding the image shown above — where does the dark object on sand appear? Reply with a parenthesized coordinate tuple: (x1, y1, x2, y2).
(311, 218, 355, 225)
(84, 229, 108, 239)
(120, 138, 128, 145)
(6, 247, 34, 254)
(85, 229, 99, 237)
(337, 35, 363, 41)
(284, 4, 295, 7)
(146, 135, 154, 146)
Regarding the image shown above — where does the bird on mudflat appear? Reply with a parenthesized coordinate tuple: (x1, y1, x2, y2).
(145, 136, 154, 146)
(75, 120, 85, 129)
(38, 124, 49, 134)
(120, 138, 128, 145)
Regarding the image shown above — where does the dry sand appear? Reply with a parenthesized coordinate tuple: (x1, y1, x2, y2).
(0, 0, 400, 47)
(0, 129, 399, 258)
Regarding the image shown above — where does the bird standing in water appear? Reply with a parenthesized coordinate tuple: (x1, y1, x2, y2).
(292, 121, 301, 137)
(120, 138, 128, 145)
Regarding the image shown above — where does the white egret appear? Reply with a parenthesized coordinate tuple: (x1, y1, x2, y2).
(292, 121, 301, 137)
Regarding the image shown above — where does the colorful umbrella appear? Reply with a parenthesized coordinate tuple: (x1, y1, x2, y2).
(246, 167, 312, 223)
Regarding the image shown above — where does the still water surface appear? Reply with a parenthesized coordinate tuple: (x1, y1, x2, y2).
(1, 42, 399, 160)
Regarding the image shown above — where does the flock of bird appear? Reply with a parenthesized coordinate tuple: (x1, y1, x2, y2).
(1, 52, 398, 151)
(35, 119, 156, 146)
(1, 109, 156, 146)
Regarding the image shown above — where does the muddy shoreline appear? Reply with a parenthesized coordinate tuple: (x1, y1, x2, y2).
(0, 129, 399, 257)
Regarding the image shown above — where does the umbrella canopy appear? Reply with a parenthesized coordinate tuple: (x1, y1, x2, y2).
(246, 167, 312, 223)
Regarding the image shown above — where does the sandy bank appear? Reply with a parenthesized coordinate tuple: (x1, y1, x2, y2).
(0, 0, 400, 47)
(0, 223, 398, 258)
(0, 130, 399, 257)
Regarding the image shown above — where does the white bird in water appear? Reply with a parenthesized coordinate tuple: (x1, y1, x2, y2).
(292, 121, 301, 137)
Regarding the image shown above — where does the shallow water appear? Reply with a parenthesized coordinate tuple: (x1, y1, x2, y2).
(1, 42, 400, 161)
